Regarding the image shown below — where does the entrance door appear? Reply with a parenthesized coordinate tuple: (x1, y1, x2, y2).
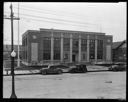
(72, 55, 76, 62)
(31, 43, 38, 62)
(106, 45, 111, 61)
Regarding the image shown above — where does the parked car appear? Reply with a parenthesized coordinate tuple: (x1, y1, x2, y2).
(108, 63, 126, 71)
(69, 64, 87, 73)
(54, 65, 71, 73)
(40, 65, 63, 75)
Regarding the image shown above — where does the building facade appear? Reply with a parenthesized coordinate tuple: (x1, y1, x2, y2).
(112, 40, 126, 63)
(22, 28, 113, 66)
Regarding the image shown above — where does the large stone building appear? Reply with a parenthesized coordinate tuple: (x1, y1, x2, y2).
(22, 28, 113, 66)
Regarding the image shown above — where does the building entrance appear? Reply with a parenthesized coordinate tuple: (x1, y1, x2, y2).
(31, 43, 38, 62)
(72, 55, 76, 62)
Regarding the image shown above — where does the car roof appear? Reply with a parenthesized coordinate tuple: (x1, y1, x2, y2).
(76, 64, 86, 65)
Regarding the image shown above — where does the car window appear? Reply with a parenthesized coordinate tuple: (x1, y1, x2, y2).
(62, 65, 68, 68)
(83, 65, 86, 68)
(57, 65, 68, 68)
(57, 65, 62, 68)
(76, 65, 80, 68)
(70, 66, 75, 68)
(50, 66, 56, 69)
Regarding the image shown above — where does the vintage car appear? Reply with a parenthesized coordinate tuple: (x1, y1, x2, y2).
(108, 63, 126, 71)
(40, 65, 63, 75)
(69, 64, 88, 73)
(54, 65, 71, 73)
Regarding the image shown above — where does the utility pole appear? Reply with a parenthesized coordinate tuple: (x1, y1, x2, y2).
(4, 3, 20, 98)
(17, 2, 20, 67)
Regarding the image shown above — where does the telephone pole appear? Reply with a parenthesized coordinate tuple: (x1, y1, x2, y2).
(17, 2, 20, 67)
(4, 3, 20, 98)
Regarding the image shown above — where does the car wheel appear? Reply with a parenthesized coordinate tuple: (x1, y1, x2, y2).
(113, 68, 117, 71)
(57, 70, 62, 74)
(71, 70, 75, 73)
(83, 69, 87, 73)
(42, 71, 47, 75)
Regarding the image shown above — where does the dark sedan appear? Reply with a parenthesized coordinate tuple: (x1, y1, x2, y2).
(69, 64, 87, 73)
(54, 65, 71, 73)
(108, 63, 126, 71)
(40, 65, 63, 75)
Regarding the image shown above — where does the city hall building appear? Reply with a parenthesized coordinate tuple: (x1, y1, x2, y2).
(22, 28, 113, 66)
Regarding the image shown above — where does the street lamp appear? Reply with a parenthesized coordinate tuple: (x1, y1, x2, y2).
(10, 3, 17, 98)
(11, 50, 16, 57)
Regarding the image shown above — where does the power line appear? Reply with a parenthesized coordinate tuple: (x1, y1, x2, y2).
(13, 5, 89, 21)
(8, 5, 99, 26)
(4, 15, 99, 32)
(22, 17, 91, 28)
(4, 12, 99, 29)
(13, 6, 66, 17)
(4, 10, 96, 26)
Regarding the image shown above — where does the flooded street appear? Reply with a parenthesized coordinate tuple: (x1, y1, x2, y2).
(3, 71, 126, 99)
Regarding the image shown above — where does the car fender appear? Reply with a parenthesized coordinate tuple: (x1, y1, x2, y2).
(61, 68, 69, 72)
(41, 69, 47, 73)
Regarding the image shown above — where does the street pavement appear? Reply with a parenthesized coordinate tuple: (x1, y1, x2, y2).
(3, 71, 126, 99)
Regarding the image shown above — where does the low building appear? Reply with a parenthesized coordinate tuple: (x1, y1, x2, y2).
(112, 40, 126, 63)
(22, 28, 113, 66)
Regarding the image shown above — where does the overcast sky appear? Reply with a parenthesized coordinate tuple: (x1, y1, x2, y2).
(4, 2, 126, 45)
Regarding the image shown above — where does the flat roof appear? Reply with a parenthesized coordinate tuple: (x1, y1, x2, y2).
(22, 30, 40, 38)
(22, 28, 107, 37)
(40, 28, 105, 35)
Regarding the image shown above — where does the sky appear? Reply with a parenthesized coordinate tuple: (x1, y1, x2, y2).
(4, 2, 127, 45)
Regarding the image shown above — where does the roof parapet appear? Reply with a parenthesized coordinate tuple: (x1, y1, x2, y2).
(40, 28, 105, 35)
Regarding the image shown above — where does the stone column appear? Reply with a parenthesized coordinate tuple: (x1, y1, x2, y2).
(87, 35, 90, 62)
(70, 34, 73, 63)
(60, 34, 64, 62)
(51, 30, 54, 63)
(95, 36, 98, 62)
(78, 35, 81, 63)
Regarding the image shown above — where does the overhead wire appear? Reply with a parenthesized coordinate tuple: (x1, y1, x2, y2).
(4, 5, 101, 44)
(4, 3, 101, 29)
(4, 11, 99, 30)
(12, 5, 98, 26)
(13, 5, 91, 22)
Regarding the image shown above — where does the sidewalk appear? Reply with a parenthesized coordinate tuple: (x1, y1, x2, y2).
(3, 65, 109, 76)
(3, 70, 40, 75)
(3, 66, 41, 76)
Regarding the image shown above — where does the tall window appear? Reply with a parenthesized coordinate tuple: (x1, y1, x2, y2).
(64, 38, 70, 51)
(64, 53, 68, 60)
(26, 37, 27, 60)
(97, 40, 103, 59)
(89, 39, 95, 59)
(54, 38, 60, 60)
(73, 39, 79, 53)
(43, 37, 51, 60)
(22, 38, 25, 60)
(83, 53, 86, 60)
(23, 37, 27, 60)
(81, 39, 87, 51)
